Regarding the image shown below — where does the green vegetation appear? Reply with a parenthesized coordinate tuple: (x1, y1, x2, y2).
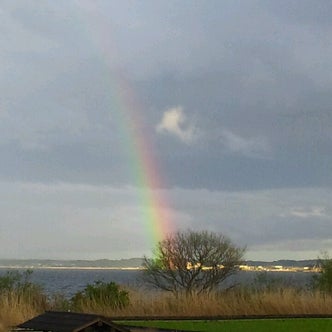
(0, 270, 131, 328)
(2, 249, 332, 331)
(122, 318, 332, 332)
(70, 280, 130, 311)
(313, 255, 332, 293)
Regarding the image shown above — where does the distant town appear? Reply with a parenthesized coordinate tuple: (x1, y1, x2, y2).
(0, 258, 321, 272)
(239, 264, 320, 273)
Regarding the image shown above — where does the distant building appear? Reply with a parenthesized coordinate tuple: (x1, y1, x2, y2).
(274, 265, 283, 270)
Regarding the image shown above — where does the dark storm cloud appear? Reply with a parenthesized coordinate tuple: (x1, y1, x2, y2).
(1, 0, 331, 191)
(0, 1, 332, 259)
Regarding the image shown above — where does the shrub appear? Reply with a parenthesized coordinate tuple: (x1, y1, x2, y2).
(313, 256, 332, 293)
(71, 281, 130, 310)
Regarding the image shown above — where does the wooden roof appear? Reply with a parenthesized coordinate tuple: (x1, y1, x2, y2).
(17, 311, 130, 332)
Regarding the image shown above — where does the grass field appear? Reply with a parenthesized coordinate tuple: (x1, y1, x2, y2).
(122, 318, 332, 332)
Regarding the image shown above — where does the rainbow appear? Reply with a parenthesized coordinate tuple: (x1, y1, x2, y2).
(77, 3, 174, 245)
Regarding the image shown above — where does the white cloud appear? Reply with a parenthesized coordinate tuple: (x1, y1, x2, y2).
(220, 129, 271, 158)
(156, 106, 196, 144)
(290, 206, 327, 218)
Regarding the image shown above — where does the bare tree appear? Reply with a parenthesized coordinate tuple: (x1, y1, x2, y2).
(142, 230, 245, 295)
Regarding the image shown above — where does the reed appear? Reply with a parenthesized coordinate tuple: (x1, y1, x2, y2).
(0, 291, 47, 330)
(2, 287, 332, 329)
(75, 287, 332, 317)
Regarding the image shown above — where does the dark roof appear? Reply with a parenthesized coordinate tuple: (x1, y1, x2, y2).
(17, 311, 130, 332)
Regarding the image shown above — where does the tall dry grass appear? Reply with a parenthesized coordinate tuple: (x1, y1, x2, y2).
(2, 287, 332, 329)
(0, 291, 47, 331)
(74, 287, 332, 317)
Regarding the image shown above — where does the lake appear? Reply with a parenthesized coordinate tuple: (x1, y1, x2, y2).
(0, 268, 317, 297)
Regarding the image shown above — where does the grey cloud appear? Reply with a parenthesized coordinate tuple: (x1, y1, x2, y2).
(168, 187, 332, 244)
(264, 0, 332, 27)
(1, 1, 332, 259)
(6, 2, 94, 55)
(0, 182, 155, 258)
(219, 130, 271, 159)
(1, 182, 331, 259)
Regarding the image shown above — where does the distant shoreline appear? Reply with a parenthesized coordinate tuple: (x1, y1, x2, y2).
(0, 266, 144, 270)
(0, 258, 320, 272)
(0, 265, 319, 272)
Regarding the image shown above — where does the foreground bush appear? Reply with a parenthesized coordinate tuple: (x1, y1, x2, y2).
(71, 281, 130, 311)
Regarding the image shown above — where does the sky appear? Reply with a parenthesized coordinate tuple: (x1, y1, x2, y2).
(0, 0, 332, 261)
